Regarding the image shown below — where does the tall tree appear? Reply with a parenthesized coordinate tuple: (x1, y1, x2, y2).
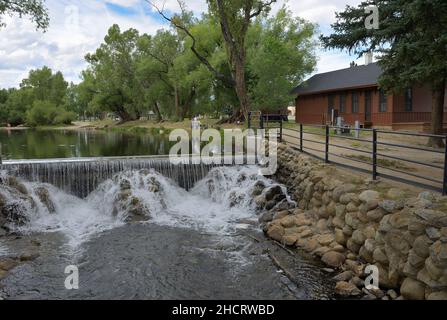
(20, 66, 68, 106)
(85, 25, 141, 122)
(147, 0, 276, 121)
(321, 0, 447, 147)
(207, 0, 276, 121)
(248, 7, 317, 111)
(0, 0, 49, 29)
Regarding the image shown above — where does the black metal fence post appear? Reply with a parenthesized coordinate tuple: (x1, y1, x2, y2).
(373, 129, 378, 180)
(248, 111, 251, 129)
(443, 136, 447, 195)
(325, 125, 329, 163)
(300, 124, 303, 152)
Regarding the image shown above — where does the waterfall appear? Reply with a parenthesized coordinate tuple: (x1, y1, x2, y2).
(1, 165, 291, 251)
(1, 156, 222, 198)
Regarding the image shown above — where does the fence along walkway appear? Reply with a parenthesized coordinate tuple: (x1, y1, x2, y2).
(248, 112, 447, 195)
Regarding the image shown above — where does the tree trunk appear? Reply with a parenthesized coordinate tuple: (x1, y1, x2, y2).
(428, 79, 446, 148)
(153, 102, 162, 123)
(234, 58, 249, 122)
(217, 108, 245, 124)
(181, 88, 196, 121)
(174, 85, 180, 122)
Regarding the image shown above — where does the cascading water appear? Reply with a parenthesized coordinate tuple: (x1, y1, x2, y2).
(1, 157, 222, 198)
(1, 166, 289, 250)
(0, 164, 335, 300)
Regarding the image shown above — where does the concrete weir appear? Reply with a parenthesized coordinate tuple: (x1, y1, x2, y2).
(0, 155, 225, 198)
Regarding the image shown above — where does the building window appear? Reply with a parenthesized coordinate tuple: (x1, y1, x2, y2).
(339, 94, 346, 113)
(379, 89, 387, 112)
(352, 92, 359, 113)
(405, 88, 413, 112)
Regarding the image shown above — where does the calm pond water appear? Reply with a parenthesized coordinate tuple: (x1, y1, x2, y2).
(0, 129, 173, 160)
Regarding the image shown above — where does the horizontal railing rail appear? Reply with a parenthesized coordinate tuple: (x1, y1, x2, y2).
(248, 112, 447, 195)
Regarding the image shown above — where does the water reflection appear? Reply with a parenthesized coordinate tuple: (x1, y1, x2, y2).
(0, 129, 173, 160)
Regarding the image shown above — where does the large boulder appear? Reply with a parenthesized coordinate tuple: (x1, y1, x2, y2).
(34, 186, 56, 213)
(335, 281, 362, 297)
(267, 225, 285, 242)
(322, 251, 346, 268)
(359, 190, 380, 203)
(400, 278, 426, 300)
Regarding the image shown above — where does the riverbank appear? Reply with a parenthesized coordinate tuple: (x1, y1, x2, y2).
(260, 143, 447, 300)
(0, 119, 244, 132)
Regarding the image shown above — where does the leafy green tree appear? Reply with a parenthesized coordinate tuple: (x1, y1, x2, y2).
(1, 87, 33, 125)
(0, 88, 9, 123)
(25, 100, 57, 126)
(85, 25, 141, 122)
(205, 0, 277, 121)
(20, 66, 68, 106)
(148, 0, 277, 121)
(248, 8, 317, 112)
(321, 0, 447, 147)
(0, 0, 49, 29)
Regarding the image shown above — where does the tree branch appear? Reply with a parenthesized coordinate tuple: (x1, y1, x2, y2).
(144, 0, 235, 88)
(250, 0, 276, 19)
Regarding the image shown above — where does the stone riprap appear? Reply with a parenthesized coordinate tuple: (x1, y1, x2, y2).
(261, 144, 447, 300)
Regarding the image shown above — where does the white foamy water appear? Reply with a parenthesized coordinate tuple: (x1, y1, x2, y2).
(13, 183, 124, 250)
(0, 243, 8, 256)
(1, 166, 289, 250)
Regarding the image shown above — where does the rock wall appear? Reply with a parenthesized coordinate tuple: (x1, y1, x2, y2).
(262, 144, 447, 300)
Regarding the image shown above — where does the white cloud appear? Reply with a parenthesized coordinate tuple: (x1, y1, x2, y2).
(0, 0, 363, 88)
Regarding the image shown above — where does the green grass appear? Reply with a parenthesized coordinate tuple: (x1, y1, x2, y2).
(282, 123, 371, 138)
(344, 154, 413, 171)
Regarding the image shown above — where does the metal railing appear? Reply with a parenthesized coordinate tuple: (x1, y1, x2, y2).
(248, 112, 447, 195)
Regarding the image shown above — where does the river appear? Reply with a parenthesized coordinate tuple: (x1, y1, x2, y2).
(0, 130, 336, 300)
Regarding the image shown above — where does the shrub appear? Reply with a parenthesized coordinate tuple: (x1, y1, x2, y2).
(26, 101, 76, 126)
(26, 101, 57, 126)
(54, 110, 77, 125)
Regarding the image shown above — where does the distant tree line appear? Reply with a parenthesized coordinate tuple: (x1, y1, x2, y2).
(0, 4, 317, 126)
(0, 66, 76, 126)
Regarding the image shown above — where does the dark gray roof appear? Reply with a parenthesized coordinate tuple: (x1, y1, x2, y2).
(292, 62, 382, 95)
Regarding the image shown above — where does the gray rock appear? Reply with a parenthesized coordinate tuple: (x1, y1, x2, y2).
(387, 289, 398, 299)
(379, 200, 399, 213)
(427, 291, 447, 300)
(418, 191, 438, 202)
(351, 276, 365, 288)
(400, 278, 426, 300)
(352, 230, 366, 245)
(335, 281, 362, 296)
(321, 251, 346, 268)
(333, 271, 354, 282)
(412, 235, 432, 258)
(387, 188, 405, 200)
(359, 190, 380, 203)
(265, 185, 283, 201)
(259, 211, 274, 223)
(415, 209, 447, 227)
(426, 227, 441, 241)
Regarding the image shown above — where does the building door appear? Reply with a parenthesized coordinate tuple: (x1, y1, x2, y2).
(365, 91, 372, 122)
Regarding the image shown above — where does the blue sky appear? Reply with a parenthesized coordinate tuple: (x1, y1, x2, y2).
(0, 0, 365, 88)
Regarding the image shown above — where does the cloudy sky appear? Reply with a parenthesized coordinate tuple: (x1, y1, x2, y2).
(0, 0, 364, 88)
